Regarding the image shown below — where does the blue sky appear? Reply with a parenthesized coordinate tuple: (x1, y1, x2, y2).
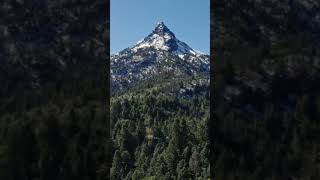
(111, 0, 210, 54)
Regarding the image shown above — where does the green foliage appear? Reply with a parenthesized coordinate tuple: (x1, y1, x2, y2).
(0, 61, 110, 180)
(213, 35, 320, 179)
(111, 77, 210, 179)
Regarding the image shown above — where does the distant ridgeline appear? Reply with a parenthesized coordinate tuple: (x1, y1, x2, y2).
(110, 22, 210, 179)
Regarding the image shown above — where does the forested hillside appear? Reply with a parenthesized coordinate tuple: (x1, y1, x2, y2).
(0, 61, 111, 180)
(111, 77, 210, 179)
(0, 0, 110, 179)
(212, 0, 320, 179)
(110, 21, 210, 179)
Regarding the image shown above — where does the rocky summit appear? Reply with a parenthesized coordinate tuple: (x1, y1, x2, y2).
(111, 22, 209, 92)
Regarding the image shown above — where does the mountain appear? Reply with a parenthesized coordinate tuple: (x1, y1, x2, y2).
(110, 22, 210, 179)
(111, 22, 209, 92)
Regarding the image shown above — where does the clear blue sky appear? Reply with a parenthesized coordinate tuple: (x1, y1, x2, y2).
(111, 0, 210, 54)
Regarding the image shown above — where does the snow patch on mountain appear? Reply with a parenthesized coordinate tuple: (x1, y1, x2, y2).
(111, 22, 210, 91)
(129, 22, 203, 58)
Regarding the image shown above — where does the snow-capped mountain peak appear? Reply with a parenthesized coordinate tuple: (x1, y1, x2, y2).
(128, 22, 202, 57)
(153, 21, 175, 37)
(111, 22, 209, 91)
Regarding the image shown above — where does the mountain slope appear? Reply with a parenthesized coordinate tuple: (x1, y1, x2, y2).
(111, 22, 209, 92)
(110, 22, 210, 179)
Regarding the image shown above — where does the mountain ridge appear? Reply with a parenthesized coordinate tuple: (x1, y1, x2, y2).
(111, 22, 209, 92)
